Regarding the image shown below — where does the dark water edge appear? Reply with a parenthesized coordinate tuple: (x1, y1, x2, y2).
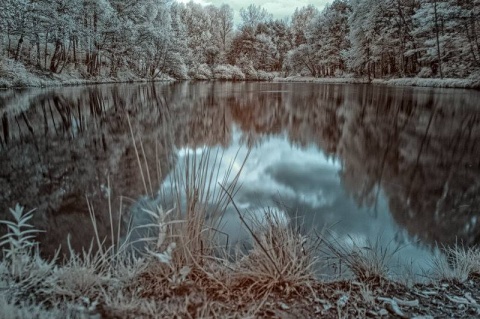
(0, 82, 479, 268)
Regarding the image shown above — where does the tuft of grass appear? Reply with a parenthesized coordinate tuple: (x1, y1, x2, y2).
(0, 293, 67, 319)
(223, 197, 320, 298)
(431, 244, 480, 283)
(161, 147, 249, 268)
(321, 234, 402, 283)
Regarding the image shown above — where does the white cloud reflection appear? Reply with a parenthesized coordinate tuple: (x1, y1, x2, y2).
(166, 129, 434, 275)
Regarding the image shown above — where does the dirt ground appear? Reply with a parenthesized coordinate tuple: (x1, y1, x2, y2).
(90, 274, 480, 318)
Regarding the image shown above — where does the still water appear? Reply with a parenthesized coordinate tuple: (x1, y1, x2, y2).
(1, 82, 479, 273)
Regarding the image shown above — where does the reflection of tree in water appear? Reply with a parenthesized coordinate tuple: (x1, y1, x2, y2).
(337, 87, 480, 248)
(227, 83, 344, 152)
(172, 83, 480, 248)
(168, 82, 233, 148)
(0, 85, 176, 257)
(1, 82, 480, 255)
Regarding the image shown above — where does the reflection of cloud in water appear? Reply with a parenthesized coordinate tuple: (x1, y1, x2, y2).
(5, 82, 479, 263)
(177, 147, 204, 157)
(165, 128, 434, 274)
(217, 207, 289, 249)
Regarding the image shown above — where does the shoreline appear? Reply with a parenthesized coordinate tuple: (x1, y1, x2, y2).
(0, 59, 176, 89)
(274, 76, 480, 90)
(1, 65, 479, 90)
(1, 193, 478, 317)
(0, 73, 176, 90)
(1, 204, 479, 318)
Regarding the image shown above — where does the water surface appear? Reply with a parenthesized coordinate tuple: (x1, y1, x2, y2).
(1, 82, 479, 273)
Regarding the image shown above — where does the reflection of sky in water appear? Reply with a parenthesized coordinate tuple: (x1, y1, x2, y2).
(170, 126, 435, 276)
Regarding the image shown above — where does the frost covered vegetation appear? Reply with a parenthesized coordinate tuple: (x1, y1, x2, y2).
(1, 0, 480, 87)
(2, 198, 480, 318)
(2, 148, 480, 318)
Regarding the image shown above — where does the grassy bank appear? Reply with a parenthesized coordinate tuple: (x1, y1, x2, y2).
(0, 59, 275, 89)
(373, 77, 480, 90)
(1, 148, 480, 318)
(0, 58, 174, 89)
(3, 57, 480, 91)
(273, 76, 370, 84)
(275, 75, 480, 90)
(2, 204, 480, 318)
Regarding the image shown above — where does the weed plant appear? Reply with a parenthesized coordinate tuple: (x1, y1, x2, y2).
(2, 147, 480, 317)
(0, 147, 319, 317)
(431, 243, 480, 283)
(320, 233, 403, 283)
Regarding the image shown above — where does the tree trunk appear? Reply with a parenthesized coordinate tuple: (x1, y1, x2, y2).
(433, 0, 443, 78)
(465, 22, 479, 66)
(7, 33, 11, 58)
(44, 33, 49, 69)
(14, 35, 24, 61)
(2, 114, 9, 145)
(73, 37, 77, 66)
(58, 40, 72, 73)
(36, 34, 41, 68)
(50, 40, 62, 73)
(471, 12, 480, 62)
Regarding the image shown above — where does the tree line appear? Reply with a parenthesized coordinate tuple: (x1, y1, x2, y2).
(1, 0, 479, 80)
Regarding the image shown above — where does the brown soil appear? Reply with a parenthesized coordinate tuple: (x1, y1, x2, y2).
(93, 274, 480, 318)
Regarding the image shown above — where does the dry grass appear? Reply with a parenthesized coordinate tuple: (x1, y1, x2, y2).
(230, 209, 320, 299)
(1, 209, 480, 318)
(2, 150, 480, 318)
(431, 243, 480, 283)
(320, 234, 403, 283)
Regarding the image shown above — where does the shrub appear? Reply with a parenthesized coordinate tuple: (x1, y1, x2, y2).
(417, 67, 433, 78)
(190, 63, 213, 80)
(213, 64, 245, 81)
(0, 58, 43, 87)
(241, 63, 258, 80)
(256, 70, 274, 81)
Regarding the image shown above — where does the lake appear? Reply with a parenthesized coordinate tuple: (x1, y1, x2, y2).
(1, 82, 479, 274)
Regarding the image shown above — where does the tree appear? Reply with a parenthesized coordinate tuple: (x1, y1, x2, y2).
(412, 0, 480, 77)
(0, 0, 35, 60)
(239, 4, 272, 30)
(308, 0, 351, 76)
(214, 4, 234, 53)
(284, 44, 320, 76)
(291, 5, 319, 46)
(1, 0, 478, 80)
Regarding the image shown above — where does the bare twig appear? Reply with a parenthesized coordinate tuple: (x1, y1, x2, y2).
(218, 183, 281, 277)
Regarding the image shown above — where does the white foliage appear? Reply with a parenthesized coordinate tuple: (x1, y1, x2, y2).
(213, 64, 245, 80)
(1, 0, 479, 84)
(190, 63, 213, 80)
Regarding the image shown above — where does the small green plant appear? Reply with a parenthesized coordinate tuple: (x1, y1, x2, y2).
(0, 204, 53, 284)
(0, 204, 42, 259)
(0, 204, 58, 308)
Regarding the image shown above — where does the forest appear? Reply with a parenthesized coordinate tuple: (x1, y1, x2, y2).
(0, 0, 479, 83)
